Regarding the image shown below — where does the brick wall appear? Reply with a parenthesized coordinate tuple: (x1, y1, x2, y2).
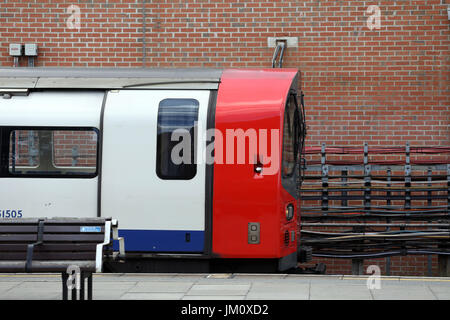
(302, 255, 442, 277)
(1, 0, 449, 275)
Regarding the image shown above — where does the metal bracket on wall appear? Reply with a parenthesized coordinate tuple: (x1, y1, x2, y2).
(271, 41, 286, 68)
(268, 37, 297, 68)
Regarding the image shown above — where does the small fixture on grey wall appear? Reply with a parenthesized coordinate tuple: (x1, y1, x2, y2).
(24, 44, 38, 67)
(9, 43, 23, 67)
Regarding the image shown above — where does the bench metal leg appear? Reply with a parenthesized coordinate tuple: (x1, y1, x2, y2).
(61, 273, 68, 300)
(80, 272, 93, 300)
(61, 271, 93, 300)
(72, 286, 77, 300)
(80, 273, 85, 300)
(87, 273, 93, 300)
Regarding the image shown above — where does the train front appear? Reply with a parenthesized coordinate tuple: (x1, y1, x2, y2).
(211, 69, 306, 272)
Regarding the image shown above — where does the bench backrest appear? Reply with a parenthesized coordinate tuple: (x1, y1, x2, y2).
(0, 218, 117, 273)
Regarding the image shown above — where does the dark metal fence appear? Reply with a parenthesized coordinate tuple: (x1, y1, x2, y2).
(299, 143, 450, 276)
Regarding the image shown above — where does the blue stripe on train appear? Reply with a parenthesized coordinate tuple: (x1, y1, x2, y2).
(113, 229, 204, 252)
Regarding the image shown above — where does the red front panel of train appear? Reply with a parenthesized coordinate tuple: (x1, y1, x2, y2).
(212, 69, 299, 259)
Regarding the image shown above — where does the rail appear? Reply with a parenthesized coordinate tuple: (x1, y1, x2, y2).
(299, 143, 450, 276)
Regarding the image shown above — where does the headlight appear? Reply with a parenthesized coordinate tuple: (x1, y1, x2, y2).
(286, 204, 294, 221)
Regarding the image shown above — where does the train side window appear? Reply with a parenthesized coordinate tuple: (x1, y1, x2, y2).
(52, 130, 98, 170)
(8, 128, 98, 177)
(156, 98, 199, 180)
(282, 94, 299, 178)
(9, 130, 40, 170)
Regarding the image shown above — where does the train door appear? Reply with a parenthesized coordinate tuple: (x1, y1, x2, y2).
(0, 91, 103, 218)
(101, 90, 210, 252)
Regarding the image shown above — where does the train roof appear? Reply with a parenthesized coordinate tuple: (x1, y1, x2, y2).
(0, 68, 298, 91)
(0, 67, 223, 90)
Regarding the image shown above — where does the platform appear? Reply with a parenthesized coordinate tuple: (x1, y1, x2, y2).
(0, 273, 449, 300)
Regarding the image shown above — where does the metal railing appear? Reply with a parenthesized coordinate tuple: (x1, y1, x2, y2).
(299, 143, 450, 276)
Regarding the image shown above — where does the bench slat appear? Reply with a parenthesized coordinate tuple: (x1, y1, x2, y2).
(0, 218, 108, 224)
(0, 234, 36, 241)
(0, 243, 98, 252)
(0, 261, 96, 272)
(0, 226, 38, 233)
(0, 234, 106, 242)
(0, 252, 96, 260)
(0, 225, 105, 233)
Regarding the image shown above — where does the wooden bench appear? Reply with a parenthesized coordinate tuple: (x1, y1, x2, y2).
(0, 217, 124, 300)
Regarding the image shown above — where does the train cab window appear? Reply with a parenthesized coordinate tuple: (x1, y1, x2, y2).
(156, 98, 199, 180)
(8, 128, 98, 177)
(282, 94, 299, 178)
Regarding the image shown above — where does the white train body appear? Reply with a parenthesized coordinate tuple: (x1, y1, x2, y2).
(0, 68, 304, 272)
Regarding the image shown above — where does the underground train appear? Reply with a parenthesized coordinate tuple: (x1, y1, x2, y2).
(0, 68, 307, 272)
